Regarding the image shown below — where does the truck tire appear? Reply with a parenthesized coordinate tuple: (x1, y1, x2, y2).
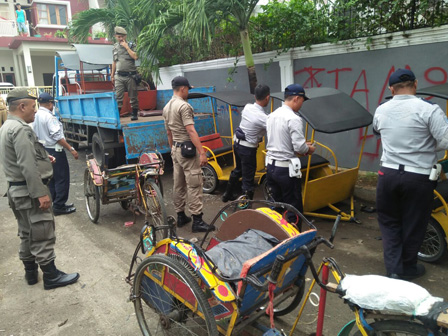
(92, 133, 113, 168)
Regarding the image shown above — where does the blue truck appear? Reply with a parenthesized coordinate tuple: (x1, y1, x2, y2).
(54, 44, 215, 167)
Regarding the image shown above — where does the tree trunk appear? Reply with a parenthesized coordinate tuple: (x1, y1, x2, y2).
(240, 28, 257, 94)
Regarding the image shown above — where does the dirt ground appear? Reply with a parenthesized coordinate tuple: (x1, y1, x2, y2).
(1, 148, 448, 336)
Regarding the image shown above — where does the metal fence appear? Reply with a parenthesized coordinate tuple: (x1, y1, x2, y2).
(0, 86, 52, 102)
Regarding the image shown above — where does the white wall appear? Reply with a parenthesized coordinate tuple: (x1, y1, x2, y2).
(0, 50, 15, 82)
(31, 55, 55, 86)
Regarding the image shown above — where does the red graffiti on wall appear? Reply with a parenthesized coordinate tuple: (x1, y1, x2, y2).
(294, 65, 448, 159)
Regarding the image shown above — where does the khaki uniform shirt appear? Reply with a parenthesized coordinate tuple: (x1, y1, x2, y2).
(0, 115, 52, 198)
(0, 97, 7, 127)
(162, 95, 195, 143)
(113, 42, 137, 72)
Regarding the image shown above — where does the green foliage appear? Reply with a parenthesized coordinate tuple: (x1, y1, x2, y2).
(54, 30, 67, 38)
(95, 31, 107, 38)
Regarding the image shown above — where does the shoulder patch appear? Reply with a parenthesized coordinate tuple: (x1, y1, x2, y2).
(419, 98, 436, 105)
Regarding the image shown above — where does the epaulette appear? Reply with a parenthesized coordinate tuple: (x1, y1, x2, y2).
(419, 98, 437, 105)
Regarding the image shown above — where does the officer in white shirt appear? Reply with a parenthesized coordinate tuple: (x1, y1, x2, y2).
(222, 84, 270, 202)
(374, 68, 448, 280)
(33, 93, 79, 215)
(266, 84, 315, 228)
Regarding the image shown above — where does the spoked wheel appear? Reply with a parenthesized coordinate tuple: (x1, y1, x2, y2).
(201, 164, 218, 194)
(84, 168, 101, 223)
(272, 282, 305, 317)
(352, 320, 429, 335)
(262, 178, 273, 201)
(418, 218, 447, 263)
(132, 254, 219, 336)
(142, 180, 168, 241)
(259, 281, 305, 317)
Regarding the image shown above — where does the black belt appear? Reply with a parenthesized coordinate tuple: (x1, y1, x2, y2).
(173, 141, 183, 148)
(9, 178, 50, 187)
(117, 71, 137, 77)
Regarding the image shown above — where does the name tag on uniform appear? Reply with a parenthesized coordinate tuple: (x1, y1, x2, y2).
(289, 158, 302, 178)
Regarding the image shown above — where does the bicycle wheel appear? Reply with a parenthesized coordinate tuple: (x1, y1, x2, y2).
(202, 164, 218, 194)
(418, 218, 447, 263)
(143, 180, 168, 241)
(84, 168, 100, 223)
(133, 254, 219, 336)
(272, 282, 305, 316)
(352, 320, 429, 335)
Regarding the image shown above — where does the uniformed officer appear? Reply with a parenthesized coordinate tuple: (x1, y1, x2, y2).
(33, 92, 78, 215)
(374, 68, 448, 280)
(0, 88, 79, 289)
(162, 76, 214, 233)
(266, 84, 315, 228)
(222, 84, 270, 202)
(0, 96, 7, 127)
(111, 26, 139, 121)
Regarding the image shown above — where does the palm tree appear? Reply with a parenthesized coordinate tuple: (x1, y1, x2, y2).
(68, 0, 168, 44)
(138, 0, 260, 93)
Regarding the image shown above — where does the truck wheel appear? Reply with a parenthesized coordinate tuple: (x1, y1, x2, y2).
(92, 133, 113, 168)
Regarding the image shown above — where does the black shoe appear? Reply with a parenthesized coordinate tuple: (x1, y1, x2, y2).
(387, 273, 402, 280)
(222, 176, 240, 202)
(177, 211, 191, 228)
(401, 264, 426, 280)
(23, 260, 38, 285)
(387, 264, 426, 281)
(40, 260, 80, 290)
(64, 203, 74, 208)
(192, 213, 216, 233)
(131, 108, 139, 121)
(53, 206, 76, 216)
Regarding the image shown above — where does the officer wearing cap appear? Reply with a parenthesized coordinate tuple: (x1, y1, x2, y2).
(222, 84, 271, 202)
(162, 76, 214, 233)
(266, 84, 315, 228)
(33, 92, 78, 215)
(111, 26, 139, 121)
(0, 88, 79, 289)
(374, 68, 448, 280)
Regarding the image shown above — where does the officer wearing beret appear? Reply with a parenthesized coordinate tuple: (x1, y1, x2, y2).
(374, 68, 448, 280)
(33, 92, 78, 215)
(111, 26, 139, 121)
(0, 88, 79, 289)
(266, 84, 315, 228)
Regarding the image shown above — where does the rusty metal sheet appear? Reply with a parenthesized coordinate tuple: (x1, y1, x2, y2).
(122, 115, 214, 159)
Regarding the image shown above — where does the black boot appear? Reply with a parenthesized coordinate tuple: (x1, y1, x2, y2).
(222, 176, 240, 202)
(131, 108, 139, 121)
(192, 213, 215, 233)
(40, 260, 80, 290)
(243, 190, 254, 200)
(177, 211, 191, 228)
(23, 260, 38, 285)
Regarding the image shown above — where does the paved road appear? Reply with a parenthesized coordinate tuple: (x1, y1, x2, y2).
(1, 147, 447, 335)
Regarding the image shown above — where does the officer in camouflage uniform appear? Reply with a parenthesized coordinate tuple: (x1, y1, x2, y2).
(111, 26, 139, 121)
(0, 88, 79, 290)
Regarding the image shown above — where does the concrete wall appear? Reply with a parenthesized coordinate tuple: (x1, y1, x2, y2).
(31, 55, 56, 86)
(159, 25, 448, 171)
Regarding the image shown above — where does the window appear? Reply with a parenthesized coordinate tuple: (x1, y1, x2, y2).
(37, 3, 67, 25)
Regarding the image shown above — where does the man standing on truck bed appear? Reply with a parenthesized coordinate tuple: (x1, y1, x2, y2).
(111, 26, 139, 121)
(162, 76, 214, 233)
(0, 88, 79, 290)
